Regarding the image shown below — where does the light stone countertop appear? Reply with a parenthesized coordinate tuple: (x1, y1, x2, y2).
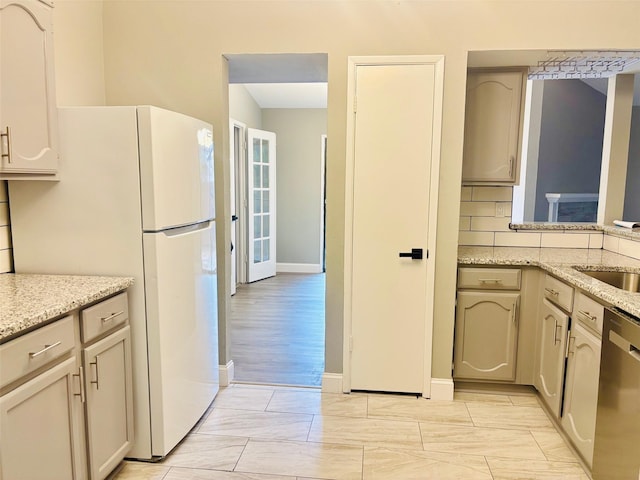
(0, 274, 134, 342)
(458, 246, 640, 318)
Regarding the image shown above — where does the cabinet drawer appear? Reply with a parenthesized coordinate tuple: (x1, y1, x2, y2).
(0, 315, 75, 389)
(457, 268, 521, 290)
(81, 292, 129, 343)
(573, 291, 604, 336)
(543, 274, 574, 312)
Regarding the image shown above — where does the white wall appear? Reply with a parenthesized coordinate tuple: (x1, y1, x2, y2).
(54, 0, 106, 106)
(48, 0, 640, 379)
(229, 84, 262, 129)
(262, 108, 327, 269)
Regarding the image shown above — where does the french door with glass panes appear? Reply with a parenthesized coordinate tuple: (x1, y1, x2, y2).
(247, 128, 276, 282)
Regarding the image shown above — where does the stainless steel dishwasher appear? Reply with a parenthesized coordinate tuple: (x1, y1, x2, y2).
(592, 307, 640, 480)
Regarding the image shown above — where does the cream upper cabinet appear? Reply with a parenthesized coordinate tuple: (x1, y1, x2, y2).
(561, 322, 601, 468)
(462, 69, 526, 185)
(0, 0, 59, 177)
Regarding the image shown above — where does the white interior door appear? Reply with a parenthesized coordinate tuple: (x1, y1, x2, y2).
(345, 56, 444, 396)
(229, 120, 246, 294)
(247, 127, 276, 283)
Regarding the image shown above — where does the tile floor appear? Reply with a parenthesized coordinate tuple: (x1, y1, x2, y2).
(113, 384, 589, 480)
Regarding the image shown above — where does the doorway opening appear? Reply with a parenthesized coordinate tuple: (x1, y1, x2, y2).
(225, 53, 328, 387)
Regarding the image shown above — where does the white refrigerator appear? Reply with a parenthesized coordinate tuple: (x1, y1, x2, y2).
(8, 106, 220, 460)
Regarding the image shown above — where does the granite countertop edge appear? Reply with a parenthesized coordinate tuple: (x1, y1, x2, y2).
(458, 246, 640, 318)
(1, 274, 135, 342)
(509, 222, 640, 241)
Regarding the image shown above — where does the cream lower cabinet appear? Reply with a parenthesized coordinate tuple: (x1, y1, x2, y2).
(0, 291, 132, 480)
(536, 298, 569, 417)
(0, 357, 85, 479)
(454, 291, 520, 381)
(561, 322, 601, 467)
(83, 326, 133, 480)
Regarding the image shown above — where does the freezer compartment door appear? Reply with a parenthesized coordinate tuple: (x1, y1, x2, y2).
(138, 106, 215, 231)
(143, 221, 219, 457)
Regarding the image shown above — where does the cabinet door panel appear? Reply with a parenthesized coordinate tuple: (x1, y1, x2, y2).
(536, 299, 569, 417)
(0, 357, 83, 480)
(454, 291, 519, 381)
(561, 323, 601, 467)
(462, 70, 524, 184)
(0, 0, 58, 174)
(84, 326, 133, 480)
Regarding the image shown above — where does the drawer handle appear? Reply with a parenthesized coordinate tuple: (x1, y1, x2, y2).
(73, 366, 86, 403)
(479, 278, 503, 284)
(90, 357, 100, 390)
(577, 310, 597, 323)
(101, 311, 124, 323)
(545, 287, 559, 297)
(29, 341, 62, 359)
(554, 321, 562, 345)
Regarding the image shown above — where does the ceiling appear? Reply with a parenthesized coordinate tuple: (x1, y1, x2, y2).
(226, 53, 328, 109)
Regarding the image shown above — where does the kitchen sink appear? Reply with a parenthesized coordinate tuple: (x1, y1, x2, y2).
(577, 269, 640, 293)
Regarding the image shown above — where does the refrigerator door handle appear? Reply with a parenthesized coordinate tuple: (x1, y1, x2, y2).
(163, 220, 212, 237)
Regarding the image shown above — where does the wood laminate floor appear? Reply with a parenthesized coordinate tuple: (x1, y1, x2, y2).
(228, 273, 326, 387)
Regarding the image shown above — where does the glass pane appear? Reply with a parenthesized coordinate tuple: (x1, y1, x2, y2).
(261, 140, 269, 164)
(254, 215, 261, 239)
(262, 239, 270, 262)
(262, 165, 269, 188)
(254, 191, 261, 214)
(253, 164, 261, 188)
(253, 138, 261, 162)
(254, 239, 261, 263)
(263, 191, 269, 213)
(263, 214, 270, 237)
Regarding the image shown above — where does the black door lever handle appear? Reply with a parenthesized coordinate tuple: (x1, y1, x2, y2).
(399, 248, 423, 260)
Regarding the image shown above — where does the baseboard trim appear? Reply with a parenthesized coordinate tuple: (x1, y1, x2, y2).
(276, 263, 323, 274)
(321, 373, 343, 393)
(219, 360, 235, 387)
(429, 377, 454, 400)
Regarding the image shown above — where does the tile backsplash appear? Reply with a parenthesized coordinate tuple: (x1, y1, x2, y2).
(458, 185, 639, 258)
(0, 181, 12, 273)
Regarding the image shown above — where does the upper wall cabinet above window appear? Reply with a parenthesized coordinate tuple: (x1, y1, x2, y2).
(0, 0, 59, 180)
(462, 69, 527, 185)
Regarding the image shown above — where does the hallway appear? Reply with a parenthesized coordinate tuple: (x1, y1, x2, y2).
(228, 273, 326, 386)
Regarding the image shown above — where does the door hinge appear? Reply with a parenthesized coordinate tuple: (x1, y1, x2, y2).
(349, 336, 353, 352)
(353, 96, 357, 114)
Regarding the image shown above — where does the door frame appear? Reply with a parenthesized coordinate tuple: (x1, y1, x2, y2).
(342, 55, 445, 397)
(320, 134, 327, 272)
(229, 118, 247, 288)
